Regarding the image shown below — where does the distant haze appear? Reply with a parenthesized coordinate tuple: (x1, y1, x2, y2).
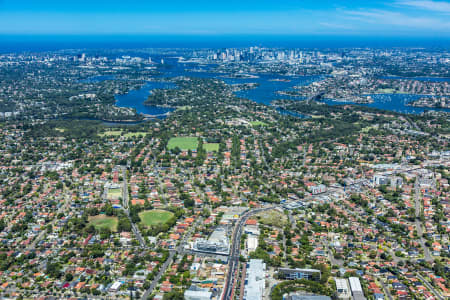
(1, 34, 449, 54)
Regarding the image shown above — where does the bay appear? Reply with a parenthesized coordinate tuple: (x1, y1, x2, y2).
(108, 57, 449, 116)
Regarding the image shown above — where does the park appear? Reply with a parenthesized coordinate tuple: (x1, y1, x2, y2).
(139, 209, 175, 227)
(88, 215, 119, 232)
(167, 137, 199, 150)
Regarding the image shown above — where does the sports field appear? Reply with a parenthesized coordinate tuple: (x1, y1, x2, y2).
(139, 210, 174, 226)
(107, 188, 122, 199)
(99, 130, 147, 138)
(99, 130, 122, 137)
(203, 143, 220, 152)
(88, 215, 118, 231)
(123, 132, 147, 138)
(250, 121, 268, 126)
(167, 137, 199, 150)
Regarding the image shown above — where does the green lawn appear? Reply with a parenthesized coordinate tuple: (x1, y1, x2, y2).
(89, 215, 118, 231)
(167, 137, 199, 150)
(203, 143, 220, 152)
(139, 210, 174, 226)
(257, 210, 288, 228)
(99, 130, 122, 137)
(250, 121, 268, 126)
(361, 125, 377, 133)
(99, 130, 147, 138)
(124, 132, 147, 138)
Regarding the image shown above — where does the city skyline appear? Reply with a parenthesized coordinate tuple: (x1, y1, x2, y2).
(0, 0, 450, 37)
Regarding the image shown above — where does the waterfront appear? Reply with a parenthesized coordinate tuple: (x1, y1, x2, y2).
(114, 81, 176, 117)
(110, 58, 449, 116)
(322, 94, 450, 114)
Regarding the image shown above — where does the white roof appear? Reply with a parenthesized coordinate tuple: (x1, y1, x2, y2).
(110, 281, 122, 290)
(335, 278, 349, 291)
(247, 236, 258, 250)
(349, 277, 363, 293)
(184, 290, 212, 300)
(244, 259, 265, 300)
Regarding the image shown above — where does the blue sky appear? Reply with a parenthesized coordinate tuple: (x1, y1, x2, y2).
(0, 0, 449, 36)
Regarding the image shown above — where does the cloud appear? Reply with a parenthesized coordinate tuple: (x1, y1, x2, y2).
(396, 0, 450, 13)
(319, 22, 355, 30)
(343, 9, 450, 30)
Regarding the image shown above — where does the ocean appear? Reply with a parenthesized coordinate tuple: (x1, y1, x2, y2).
(1, 34, 450, 53)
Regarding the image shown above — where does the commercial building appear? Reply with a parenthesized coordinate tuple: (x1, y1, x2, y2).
(349, 277, 366, 300)
(184, 285, 212, 300)
(373, 175, 389, 186)
(193, 226, 230, 255)
(309, 184, 327, 195)
(278, 268, 321, 281)
(109, 281, 122, 292)
(335, 278, 351, 300)
(286, 294, 332, 300)
(373, 174, 403, 188)
(246, 235, 258, 254)
(244, 224, 260, 236)
(243, 259, 266, 300)
(390, 176, 403, 188)
(283, 201, 305, 210)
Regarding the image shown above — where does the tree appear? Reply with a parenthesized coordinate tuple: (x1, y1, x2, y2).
(162, 290, 184, 300)
(183, 198, 194, 208)
(118, 217, 132, 232)
(46, 262, 62, 278)
(85, 224, 96, 234)
(65, 273, 74, 282)
(104, 203, 114, 216)
(0, 219, 5, 232)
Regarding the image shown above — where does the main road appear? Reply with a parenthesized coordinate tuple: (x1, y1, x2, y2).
(413, 176, 433, 262)
(221, 178, 368, 300)
(222, 205, 276, 300)
(121, 166, 146, 248)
